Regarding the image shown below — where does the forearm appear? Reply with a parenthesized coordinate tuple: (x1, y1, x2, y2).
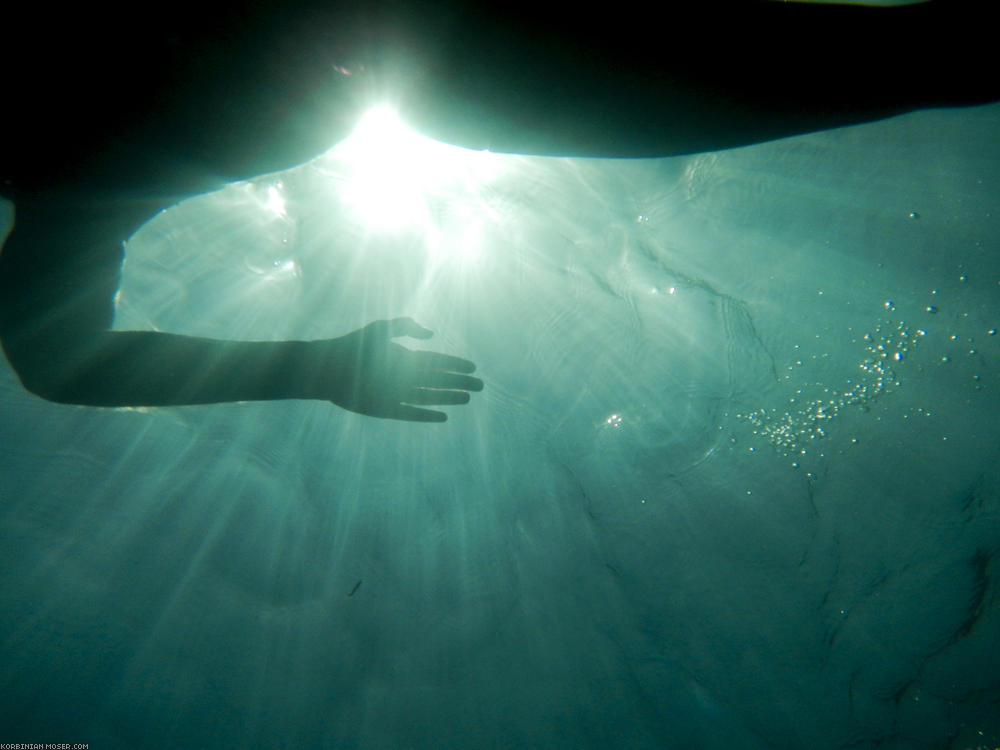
(0, 194, 312, 407)
(16, 329, 320, 407)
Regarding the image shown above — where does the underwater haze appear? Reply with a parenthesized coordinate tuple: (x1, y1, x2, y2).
(1, 103, 999, 749)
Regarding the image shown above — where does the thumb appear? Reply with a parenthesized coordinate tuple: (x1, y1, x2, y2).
(385, 317, 433, 340)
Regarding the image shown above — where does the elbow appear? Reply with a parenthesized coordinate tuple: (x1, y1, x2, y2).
(0, 328, 90, 406)
(2, 347, 75, 405)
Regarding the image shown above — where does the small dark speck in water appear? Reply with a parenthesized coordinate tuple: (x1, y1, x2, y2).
(348, 580, 362, 597)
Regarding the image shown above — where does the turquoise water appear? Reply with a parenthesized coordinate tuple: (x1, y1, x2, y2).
(1, 104, 998, 748)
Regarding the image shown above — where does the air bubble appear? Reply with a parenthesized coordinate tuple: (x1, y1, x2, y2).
(737, 304, 923, 459)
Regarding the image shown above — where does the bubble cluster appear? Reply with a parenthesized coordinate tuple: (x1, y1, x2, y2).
(736, 316, 925, 459)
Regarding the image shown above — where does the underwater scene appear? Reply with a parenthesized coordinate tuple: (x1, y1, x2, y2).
(1, 102, 998, 748)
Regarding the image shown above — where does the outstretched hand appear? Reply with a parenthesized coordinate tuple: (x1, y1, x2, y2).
(318, 317, 483, 422)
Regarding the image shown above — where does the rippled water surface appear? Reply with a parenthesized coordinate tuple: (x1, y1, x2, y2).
(2, 104, 999, 749)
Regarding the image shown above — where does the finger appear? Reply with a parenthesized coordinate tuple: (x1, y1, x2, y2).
(414, 372, 484, 392)
(386, 317, 433, 340)
(410, 349, 478, 374)
(387, 404, 448, 422)
(405, 388, 471, 406)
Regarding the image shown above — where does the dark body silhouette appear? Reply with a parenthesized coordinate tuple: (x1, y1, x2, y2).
(1, 1, 995, 419)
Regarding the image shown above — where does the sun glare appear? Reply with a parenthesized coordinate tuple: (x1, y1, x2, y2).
(326, 106, 502, 245)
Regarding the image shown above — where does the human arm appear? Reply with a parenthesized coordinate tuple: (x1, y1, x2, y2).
(0, 196, 482, 420)
(399, 0, 999, 158)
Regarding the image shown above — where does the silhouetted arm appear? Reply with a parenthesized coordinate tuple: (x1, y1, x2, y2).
(1, 0, 991, 420)
(400, 0, 1000, 157)
(0, 195, 481, 420)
